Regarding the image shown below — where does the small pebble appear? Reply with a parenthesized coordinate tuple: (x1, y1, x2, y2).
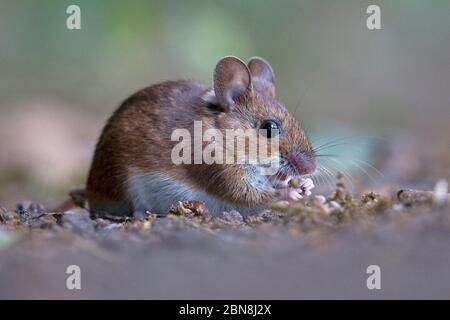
(99, 223, 125, 236)
(61, 208, 96, 236)
(218, 210, 244, 223)
(434, 179, 449, 205)
(314, 195, 327, 204)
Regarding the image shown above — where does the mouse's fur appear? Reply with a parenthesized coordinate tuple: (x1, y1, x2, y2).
(86, 56, 315, 217)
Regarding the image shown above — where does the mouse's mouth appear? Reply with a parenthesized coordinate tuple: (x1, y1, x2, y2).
(267, 166, 314, 190)
(266, 170, 315, 201)
(251, 154, 316, 193)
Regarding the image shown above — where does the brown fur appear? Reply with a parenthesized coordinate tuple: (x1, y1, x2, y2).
(86, 57, 315, 216)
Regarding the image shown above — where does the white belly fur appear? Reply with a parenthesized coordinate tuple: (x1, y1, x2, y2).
(126, 171, 262, 215)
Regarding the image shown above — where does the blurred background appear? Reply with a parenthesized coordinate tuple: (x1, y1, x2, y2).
(1, 0, 449, 209)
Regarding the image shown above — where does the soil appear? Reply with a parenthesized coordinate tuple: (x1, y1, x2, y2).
(1, 132, 450, 299)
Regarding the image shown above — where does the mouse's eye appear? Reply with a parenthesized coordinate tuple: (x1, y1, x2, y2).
(260, 120, 281, 138)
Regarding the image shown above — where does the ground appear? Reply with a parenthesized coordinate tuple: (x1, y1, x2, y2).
(1, 129, 450, 299)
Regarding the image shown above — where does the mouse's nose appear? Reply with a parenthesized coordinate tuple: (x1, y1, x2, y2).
(285, 149, 316, 176)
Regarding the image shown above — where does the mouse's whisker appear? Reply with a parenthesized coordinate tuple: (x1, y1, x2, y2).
(321, 165, 337, 189)
(351, 158, 384, 179)
(347, 160, 380, 183)
(317, 170, 327, 186)
(313, 142, 351, 153)
(312, 135, 385, 154)
(310, 175, 319, 189)
(314, 153, 339, 158)
(320, 158, 355, 191)
(319, 155, 383, 183)
(314, 164, 334, 189)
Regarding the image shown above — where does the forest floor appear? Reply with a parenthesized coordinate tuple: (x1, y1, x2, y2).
(1, 130, 450, 299)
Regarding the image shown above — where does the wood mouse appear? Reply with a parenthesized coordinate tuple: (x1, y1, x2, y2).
(86, 56, 316, 217)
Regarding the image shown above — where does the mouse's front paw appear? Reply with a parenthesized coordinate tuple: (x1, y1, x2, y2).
(298, 177, 314, 197)
(276, 178, 314, 202)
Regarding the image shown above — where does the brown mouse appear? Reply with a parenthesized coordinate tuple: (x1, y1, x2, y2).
(86, 56, 316, 217)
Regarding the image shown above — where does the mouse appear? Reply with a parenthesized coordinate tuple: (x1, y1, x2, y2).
(86, 56, 316, 217)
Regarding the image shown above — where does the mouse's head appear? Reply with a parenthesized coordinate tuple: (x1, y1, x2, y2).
(205, 56, 316, 194)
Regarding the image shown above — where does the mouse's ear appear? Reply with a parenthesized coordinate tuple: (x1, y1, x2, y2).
(214, 56, 251, 112)
(247, 57, 275, 98)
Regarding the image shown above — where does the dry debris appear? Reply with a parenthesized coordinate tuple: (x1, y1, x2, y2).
(168, 200, 211, 220)
(0, 173, 448, 244)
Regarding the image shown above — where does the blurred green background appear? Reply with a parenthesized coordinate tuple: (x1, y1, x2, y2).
(1, 0, 449, 207)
